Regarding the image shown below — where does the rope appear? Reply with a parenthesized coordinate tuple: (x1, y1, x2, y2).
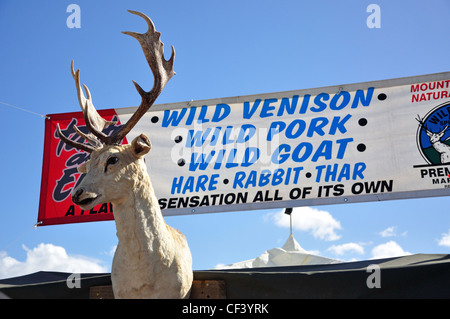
(0, 223, 40, 253)
(0, 101, 49, 119)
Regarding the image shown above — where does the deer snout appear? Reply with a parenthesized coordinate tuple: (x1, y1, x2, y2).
(72, 187, 101, 207)
(72, 188, 84, 201)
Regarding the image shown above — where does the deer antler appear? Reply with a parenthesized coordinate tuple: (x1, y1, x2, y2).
(56, 61, 114, 152)
(71, 61, 116, 144)
(57, 10, 175, 152)
(416, 114, 432, 134)
(56, 123, 98, 153)
(416, 114, 450, 136)
(108, 10, 175, 145)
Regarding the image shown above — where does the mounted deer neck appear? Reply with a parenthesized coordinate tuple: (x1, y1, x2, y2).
(416, 114, 450, 164)
(56, 10, 192, 299)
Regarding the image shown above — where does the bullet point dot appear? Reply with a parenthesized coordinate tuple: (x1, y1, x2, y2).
(378, 93, 387, 101)
(151, 116, 159, 123)
(358, 118, 368, 126)
(177, 159, 185, 167)
(223, 179, 229, 184)
(357, 143, 366, 152)
(174, 135, 183, 143)
(306, 172, 312, 178)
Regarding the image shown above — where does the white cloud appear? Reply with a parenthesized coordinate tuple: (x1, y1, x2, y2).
(378, 226, 407, 238)
(438, 229, 450, 248)
(269, 207, 342, 241)
(101, 245, 117, 257)
(0, 243, 108, 279)
(327, 242, 364, 256)
(371, 240, 411, 259)
(379, 226, 396, 237)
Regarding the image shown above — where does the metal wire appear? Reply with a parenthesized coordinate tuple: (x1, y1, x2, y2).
(0, 101, 49, 119)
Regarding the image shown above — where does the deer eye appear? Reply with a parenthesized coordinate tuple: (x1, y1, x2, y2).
(105, 156, 119, 172)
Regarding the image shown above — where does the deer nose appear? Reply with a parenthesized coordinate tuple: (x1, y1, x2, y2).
(72, 188, 84, 202)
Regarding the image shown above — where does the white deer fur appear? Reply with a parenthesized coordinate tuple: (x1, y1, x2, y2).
(74, 134, 193, 298)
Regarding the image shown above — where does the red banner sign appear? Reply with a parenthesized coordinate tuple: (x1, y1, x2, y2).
(38, 109, 127, 226)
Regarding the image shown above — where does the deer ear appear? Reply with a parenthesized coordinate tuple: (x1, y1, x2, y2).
(78, 162, 88, 174)
(131, 133, 152, 157)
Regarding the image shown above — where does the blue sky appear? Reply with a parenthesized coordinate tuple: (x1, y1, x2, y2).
(0, 0, 449, 277)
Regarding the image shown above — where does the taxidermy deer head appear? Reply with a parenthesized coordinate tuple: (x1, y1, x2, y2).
(56, 10, 175, 209)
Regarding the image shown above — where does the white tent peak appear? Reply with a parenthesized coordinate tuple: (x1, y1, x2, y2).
(215, 233, 341, 270)
(281, 233, 305, 252)
(214, 208, 342, 270)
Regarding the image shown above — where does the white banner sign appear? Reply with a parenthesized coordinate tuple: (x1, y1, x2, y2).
(114, 72, 450, 216)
